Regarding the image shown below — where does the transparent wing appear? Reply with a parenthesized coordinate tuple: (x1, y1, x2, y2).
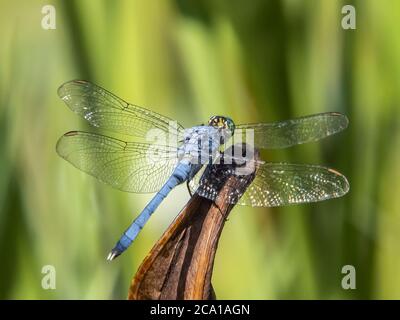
(235, 112, 348, 149)
(237, 163, 349, 206)
(189, 162, 349, 207)
(56, 131, 179, 193)
(58, 80, 184, 139)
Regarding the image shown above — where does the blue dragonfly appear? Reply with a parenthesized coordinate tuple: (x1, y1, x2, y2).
(56, 80, 349, 260)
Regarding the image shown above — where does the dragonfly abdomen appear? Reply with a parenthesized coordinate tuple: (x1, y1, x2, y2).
(107, 163, 192, 260)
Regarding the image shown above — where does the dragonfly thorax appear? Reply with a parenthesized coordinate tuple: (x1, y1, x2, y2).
(179, 126, 223, 165)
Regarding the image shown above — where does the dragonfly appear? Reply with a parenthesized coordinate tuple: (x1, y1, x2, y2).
(56, 80, 350, 261)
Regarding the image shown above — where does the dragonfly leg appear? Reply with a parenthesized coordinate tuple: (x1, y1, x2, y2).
(212, 202, 230, 222)
(186, 181, 194, 197)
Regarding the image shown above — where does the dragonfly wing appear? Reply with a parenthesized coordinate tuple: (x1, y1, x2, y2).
(235, 112, 348, 149)
(237, 163, 349, 206)
(56, 131, 179, 193)
(58, 80, 184, 139)
(189, 162, 349, 207)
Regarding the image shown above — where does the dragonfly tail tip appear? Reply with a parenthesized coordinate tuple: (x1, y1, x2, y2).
(106, 250, 120, 261)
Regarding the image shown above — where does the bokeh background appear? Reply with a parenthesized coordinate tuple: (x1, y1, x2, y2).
(0, 0, 399, 299)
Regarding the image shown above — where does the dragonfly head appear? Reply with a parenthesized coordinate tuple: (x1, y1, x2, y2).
(208, 115, 235, 141)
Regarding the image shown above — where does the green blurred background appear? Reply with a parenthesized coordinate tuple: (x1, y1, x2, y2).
(0, 0, 399, 299)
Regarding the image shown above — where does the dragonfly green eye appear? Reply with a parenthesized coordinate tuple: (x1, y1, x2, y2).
(208, 115, 235, 135)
